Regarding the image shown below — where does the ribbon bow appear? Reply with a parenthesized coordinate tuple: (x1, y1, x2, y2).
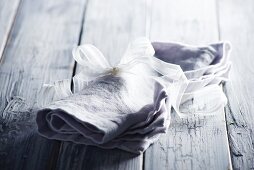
(39, 38, 227, 118)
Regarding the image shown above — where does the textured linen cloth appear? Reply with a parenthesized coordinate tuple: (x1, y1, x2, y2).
(36, 38, 231, 154)
(153, 41, 231, 116)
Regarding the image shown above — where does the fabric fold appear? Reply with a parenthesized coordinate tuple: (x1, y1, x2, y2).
(36, 37, 231, 154)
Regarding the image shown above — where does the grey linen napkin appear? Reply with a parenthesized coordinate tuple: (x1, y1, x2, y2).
(36, 39, 231, 154)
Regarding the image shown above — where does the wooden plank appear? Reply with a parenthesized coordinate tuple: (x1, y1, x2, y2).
(55, 0, 148, 169)
(0, 0, 20, 60)
(218, 0, 254, 169)
(56, 144, 142, 170)
(0, 0, 86, 169)
(144, 0, 232, 169)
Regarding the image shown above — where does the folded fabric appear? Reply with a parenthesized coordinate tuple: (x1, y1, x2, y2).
(36, 38, 231, 154)
(153, 41, 231, 116)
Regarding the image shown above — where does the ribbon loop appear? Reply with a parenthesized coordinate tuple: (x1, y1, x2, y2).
(39, 37, 230, 118)
(72, 38, 230, 118)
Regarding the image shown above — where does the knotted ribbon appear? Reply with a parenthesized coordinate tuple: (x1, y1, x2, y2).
(39, 38, 230, 118)
(36, 37, 231, 153)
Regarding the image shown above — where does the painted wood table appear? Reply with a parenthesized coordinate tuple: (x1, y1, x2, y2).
(0, 0, 253, 169)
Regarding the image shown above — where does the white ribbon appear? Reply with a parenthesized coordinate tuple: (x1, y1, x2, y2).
(38, 37, 229, 118)
(72, 37, 230, 118)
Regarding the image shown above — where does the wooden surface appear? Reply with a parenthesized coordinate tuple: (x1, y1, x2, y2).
(0, 0, 20, 59)
(0, 0, 253, 169)
(218, 0, 254, 169)
(145, 1, 231, 169)
(0, 0, 86, 169)
(56, 0, 146, 169)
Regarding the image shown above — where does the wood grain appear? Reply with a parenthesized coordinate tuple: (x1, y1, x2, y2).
(55, 0, 148, 169)
(218, 0, 254, 169)
(144, 0, 232, 169)
(1, 0, 252, 169)
(0, 0, 20, 60)
(0, 0, 86, 169)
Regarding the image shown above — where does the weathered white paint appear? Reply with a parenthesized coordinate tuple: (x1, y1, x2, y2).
(0, 0, 86, 169)
(0, 0, 20, 60)
(218, 0, 254, 169)
(144, 0, 232, 169)
(56, 0, 147, 169)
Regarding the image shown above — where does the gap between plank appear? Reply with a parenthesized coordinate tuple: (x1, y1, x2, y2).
(223, 86, 234, 169)
(51, 0, 90, 169)
(215, 0, 221, 41)
(215, 0, 233, 168)
(142, 153, 145, 170)
(0, 0, 22, 63)
(70, 0, 90, 92)
(143, 0, 152, 169)
(215, 0, 233, 169)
